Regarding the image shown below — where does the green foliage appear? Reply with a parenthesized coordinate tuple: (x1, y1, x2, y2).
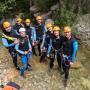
(0, 0, 16, 12)
(54, 9, 79, 36)
(0, 0, 30, 19)
(0, 0, 16, 19)
(72, 27, 79, 37)
(55, 10, 77, 27)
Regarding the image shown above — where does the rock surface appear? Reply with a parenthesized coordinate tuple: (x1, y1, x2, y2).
(73, 14, 90, 50)
(0, 41, 90, 90)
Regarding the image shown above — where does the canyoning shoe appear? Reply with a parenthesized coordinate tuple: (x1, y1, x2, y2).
(34, 53, 37, 56)
(64, 79, 68, 87)
(26, 66, 32, 71)
(39, 52, 41, 56)
(58, 67, 64, 75)
(28, 64, 32, 67)
(27, 68, 32, 71)
(60, 71, 64, 75)
(16, 67, 20, 70)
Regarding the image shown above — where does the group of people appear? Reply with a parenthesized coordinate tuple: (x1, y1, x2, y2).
(1, 15, 78, 87)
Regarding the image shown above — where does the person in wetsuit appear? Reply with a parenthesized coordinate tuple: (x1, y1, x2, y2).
(34, 16, 47, 56)
(24, 19, 37, 56)
(40, 23, 54, 62)
(2, 21, 20, 70)
(61, 26, 78, 87)
(13, 18, 24, 33)
(15, 28, 32, 77)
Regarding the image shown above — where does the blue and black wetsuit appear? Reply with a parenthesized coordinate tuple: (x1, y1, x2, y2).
(34, 23, 47, 55)
(2, 28, 20, 70)
(13, 23, 24, 33)
(24, 25, 36, 42)
(62, 35, 78, 80)
(24, 25, 37, 56)
(15, 36, 32, 77)
(48, 35, 65, 69)
(40, 31, 53, 62)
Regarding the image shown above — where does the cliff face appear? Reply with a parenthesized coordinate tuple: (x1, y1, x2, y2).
(73, 14, 90, 50)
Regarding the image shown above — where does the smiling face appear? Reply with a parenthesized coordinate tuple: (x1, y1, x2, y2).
(4, 26, 12, 32)
(20, 31, 26, 37)
(47, 27, 53, 32)
(65, 32, 71, 39)
(37, 19, 42, 24)
(16, 21, 22, 25)
(25, 22, 30, 26)
(53, 30, 60, 37)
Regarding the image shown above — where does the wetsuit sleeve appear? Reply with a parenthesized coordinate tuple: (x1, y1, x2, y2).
(40, 34, 46, 49)
(32, 27, 36, 42)
(12, 25, 18, 32)
(44, 26, 47, 32)
(47, 39, 52, 54)
(27, 37, 32, 49)
(28, 41, 32, 49)
(71, 41, 78, 63)
(2, 38, 15, 47)
(15, 30, 19, 35)
(15, 43, 25, 54)
(12, 28, 20, 37)
(12, 25, 16, 30)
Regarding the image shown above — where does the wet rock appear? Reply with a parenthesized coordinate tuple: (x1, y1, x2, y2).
(73, 14, 90, 50)
(33, 13, 41, 17)
(41, 12, 52, 20)
(0, 45, 90, 90)
(30, 6, 39, 13)
(50, 4, 59, 11)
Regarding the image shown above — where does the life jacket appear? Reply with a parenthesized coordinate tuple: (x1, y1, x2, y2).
(52, 35, 64, 50)
(19, 36, 30, 51)
(25, 25, 32, 40)
(63, 55, 71, 67)
(44, 31, 53, 48)
(35, 23, 44, 39)
(14, 23, 23, 33)
(2, 29, 19, 44)
(62, 36, 76, 56)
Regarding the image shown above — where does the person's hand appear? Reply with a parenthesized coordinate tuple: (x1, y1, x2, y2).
(24, 51, 28, 55)
(47, 54, 50, 58)
(29, 48, 32, 52)
(14, 39, 19, 44)
(70, 62, 74, 65)
(36, 40, 39, 45)
(32, 42, 35, 46)
(41, 48, 43, 52)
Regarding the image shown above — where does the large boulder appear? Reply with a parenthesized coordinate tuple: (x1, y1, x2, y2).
(50, 4, 59, 11)
(41, 11, 52, 20)
(73, 14, 90, 50)
(30, 6, 39, 13)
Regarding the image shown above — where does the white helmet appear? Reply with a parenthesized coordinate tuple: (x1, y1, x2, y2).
(19, 28, 26, 32)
